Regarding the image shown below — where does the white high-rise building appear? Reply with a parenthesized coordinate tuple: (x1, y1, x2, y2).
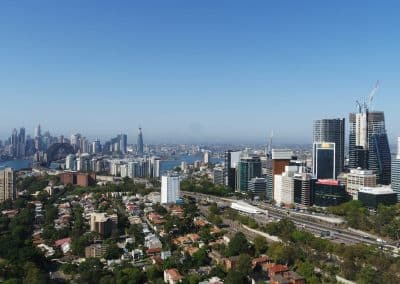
(392, 137, 400, 200)
(274, 166, 299, 206)
(161, 174, 180, 204)
(65, 154, 76, 170)
(120, 164, 129, 178)
(204, 151, 210, 164)
(152, 157, 161, 178)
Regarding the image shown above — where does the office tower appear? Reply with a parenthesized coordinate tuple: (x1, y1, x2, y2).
(161, 174, 180, 204)
(224, 150, 241, 190)
(236, 155, 262, 191)
(392, 137, 400, 200)
(137, 128, 144, 156)
(0, 168, 16, 202)
(18, 127, 26, 158)
(349, 112, 369, 169)
(213, 167, 224, 185)
(35, 124, 41, 138)
(248, 177, 267, 198)
(313, 142, 336, 179)
(346, 169, 376, 200)
(34, 124, 42, 151)
(370, 131, 391, 185)
(293, 173, 316, 207)
(10, 129, 18, 157)
(313, 180, 349, 207)
(120, 134, 127, 154)
(349, 111, 391, 185)
(313, 118, 345, 178)
(266, 149, 294, 200)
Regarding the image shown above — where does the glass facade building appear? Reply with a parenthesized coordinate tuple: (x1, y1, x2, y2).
(313, 118, 345, 178)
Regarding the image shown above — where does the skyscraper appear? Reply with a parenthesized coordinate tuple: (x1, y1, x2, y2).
(137, 128, 144, 156)
(224, 150, 241, 190)
(313, 118, 345, 178)
(313, 142, 336, 179)
(391, 137, 400, 200)
(236, 155, 262, 191)
(120, 134, 127, 154)
(0, 168, 16, 202)
(34, 124, 41, 138)
(349, 111, 391, 185)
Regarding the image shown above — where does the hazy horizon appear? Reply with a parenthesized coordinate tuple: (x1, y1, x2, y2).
(1, 1, 399, 144)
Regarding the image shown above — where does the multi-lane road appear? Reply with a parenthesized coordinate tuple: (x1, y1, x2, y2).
(182, 191, 398, 249)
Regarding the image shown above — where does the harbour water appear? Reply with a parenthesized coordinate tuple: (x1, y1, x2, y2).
(0, 155, 223, 174)
(0, 159, 31, 170)
(160, 155, 223, 174)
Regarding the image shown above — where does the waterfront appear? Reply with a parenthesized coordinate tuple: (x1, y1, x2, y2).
(0, 159, 31, 170)
(160, 155, 223, 174)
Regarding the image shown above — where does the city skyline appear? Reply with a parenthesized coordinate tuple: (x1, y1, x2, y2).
(1, 1, 400, 143)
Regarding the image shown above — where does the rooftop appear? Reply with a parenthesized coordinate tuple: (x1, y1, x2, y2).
(359, 186, 395, 195)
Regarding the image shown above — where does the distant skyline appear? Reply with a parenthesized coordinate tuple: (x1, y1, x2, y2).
(1, 1, 399, 144)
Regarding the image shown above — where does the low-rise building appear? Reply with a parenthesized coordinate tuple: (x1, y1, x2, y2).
(85, 243, 108, 258)
(346, 169, 376, 200)
(164, 269, 183, 284)
(90, 212, 118, 236)
(358, 186, 398, 209)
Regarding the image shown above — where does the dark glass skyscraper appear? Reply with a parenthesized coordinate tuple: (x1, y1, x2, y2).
(224, 150, 236, 190)
(236, 155, 262, 191)
(137, 128, 144, 156)
(313, 118, 345, 178)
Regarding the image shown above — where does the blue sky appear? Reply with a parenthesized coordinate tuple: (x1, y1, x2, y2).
(0, 1, 399, 144)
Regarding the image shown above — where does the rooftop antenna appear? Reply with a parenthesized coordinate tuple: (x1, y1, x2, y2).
(356, 100, 362, 113)
(268, 130, 274, 155)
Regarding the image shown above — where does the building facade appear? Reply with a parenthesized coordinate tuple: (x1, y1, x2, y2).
(0, 168, 16, 202)
(346, 169, 376, 200)
(161, 174, 180, 204)
(349, 111, 391, 185)
(313, 180, 349, 207)
(312, 142, 336, 179)
(313, 118, 345, 178)
(236, 155, 262, 192)
(392, 137, 400, 200)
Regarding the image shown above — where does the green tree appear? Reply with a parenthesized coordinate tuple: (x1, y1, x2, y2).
(227, 232, 249, 257)
(146, 265, 163, 282)
(23, 262, 47, 284)
(253, 235, 268, 256)
(237, 254, 252, 276)
(105, 243, 123, 260)
(225, 270, 248, 284)
(191, 248, 209, 267)
(356, 266, 379, 284)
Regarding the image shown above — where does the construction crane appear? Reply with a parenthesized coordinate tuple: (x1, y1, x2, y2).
(368, 80, 380, 110)
(356, 100, 363, 113)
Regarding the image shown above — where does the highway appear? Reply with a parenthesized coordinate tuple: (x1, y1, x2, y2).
(182, 191, 392, 247)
